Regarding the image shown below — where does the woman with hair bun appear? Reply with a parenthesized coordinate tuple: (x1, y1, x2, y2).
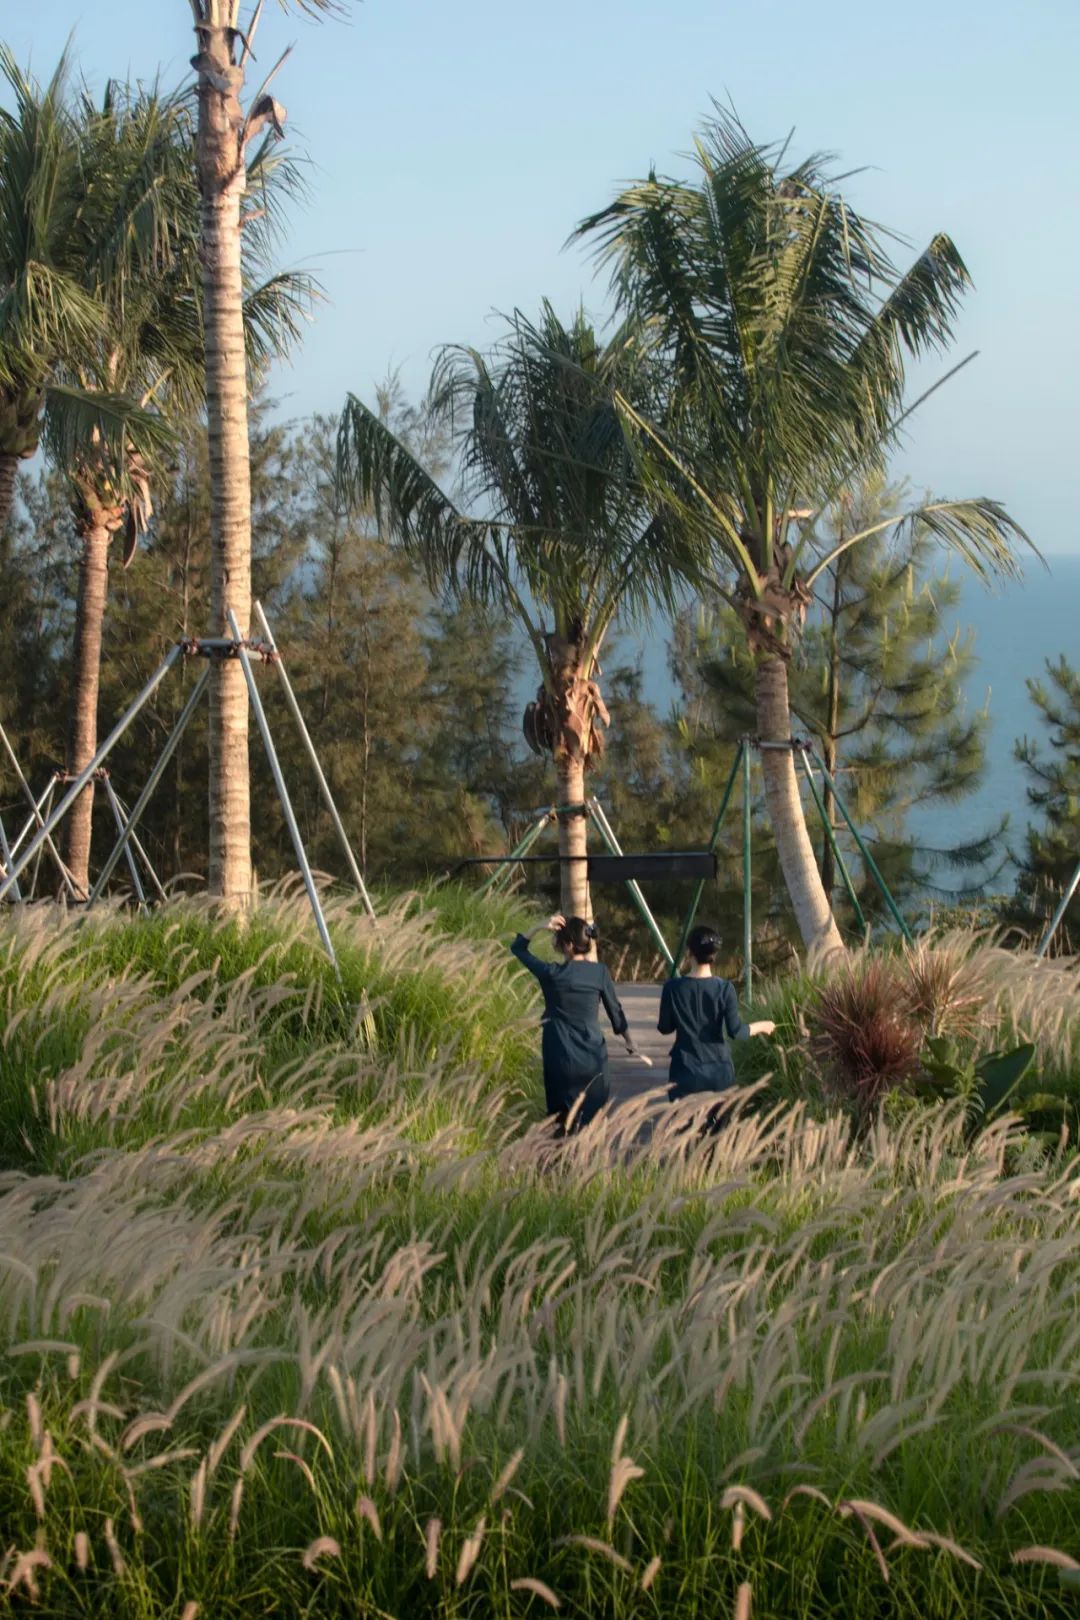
(659, 925, 775, 1100)
(510, 914, 633, 1130)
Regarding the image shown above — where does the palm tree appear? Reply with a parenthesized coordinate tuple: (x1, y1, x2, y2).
(0, 47, 167, 540)
(337, 304, 692, 923)
(51, 84, 196, 895)
(186, 0, 342, 908)
(575, 110, 1031, 955)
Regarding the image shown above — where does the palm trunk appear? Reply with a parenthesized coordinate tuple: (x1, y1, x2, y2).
(193, 24, 252, 908)
(821, 567, 842, 897)
(755, 652, 844, 957)
(65, 518, 111, 899)
(0, 452, 18, 538)
(555, 754, 592, 926)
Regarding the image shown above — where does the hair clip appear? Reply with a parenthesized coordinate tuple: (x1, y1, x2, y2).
(585, 923, 598, 939)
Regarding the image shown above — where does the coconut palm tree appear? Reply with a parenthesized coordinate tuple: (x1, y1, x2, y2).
(0, 47, 171, 540)
(337, 304, 693, 923)
(54, 80, 312, 897)
(186, 0, 342, 908)
(575, 110, 1031, 955)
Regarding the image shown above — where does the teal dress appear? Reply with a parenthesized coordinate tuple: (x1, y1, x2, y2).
(510, 934, 629, 1124)
(658, 974, 749, 1097)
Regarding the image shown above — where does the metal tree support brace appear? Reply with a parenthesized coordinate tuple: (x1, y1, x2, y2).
(1036, 862, 1080, 959)
(8, 777, 53, 864)
(0, 811, 20, 901)
(808, 747, 913, 945)
(479, 809, 555, 897)
(0, 724, 82, 901)
(669, 742, 745, 977)
(253, 601, 376, 922)
(101, 774, 148, 910)
(796, 748, 867, 935)
(87, 666, 211, 907)
(0, 625, 371, 978)
(110, 790, 168, 904)
(227, 608, 341, 978)
(668, 736, 913, 995)
(0, 644, 182, 904)
(586, 796, 675, 970)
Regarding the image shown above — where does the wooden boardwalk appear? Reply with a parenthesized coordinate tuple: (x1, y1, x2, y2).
(609, 982, 669, 1106)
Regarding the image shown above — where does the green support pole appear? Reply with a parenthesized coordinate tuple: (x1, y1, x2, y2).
(480, 811, 552, 897)
(586, 797, 675, 970)
(743, 743, 753, 1001)
(797, 748, 867, 935)
(669, 741, 744, 977)
(810, 749, 913, 944)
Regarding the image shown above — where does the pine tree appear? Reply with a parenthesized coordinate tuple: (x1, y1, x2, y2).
(1012, 657, 1080, 951)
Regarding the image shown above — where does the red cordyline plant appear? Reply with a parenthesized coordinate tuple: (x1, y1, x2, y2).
(810, 958, 923, 1118)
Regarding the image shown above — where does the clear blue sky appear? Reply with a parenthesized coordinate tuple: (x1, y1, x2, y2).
(10, 0, 1080, 554)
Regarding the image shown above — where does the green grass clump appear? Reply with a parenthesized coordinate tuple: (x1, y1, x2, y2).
(0, 892, 541, 1173)
(1, 906, 1080, 1616)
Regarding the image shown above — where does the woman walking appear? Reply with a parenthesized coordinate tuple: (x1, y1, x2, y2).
(511, 914, 633, 1131)
(659, 925, 775, 1100)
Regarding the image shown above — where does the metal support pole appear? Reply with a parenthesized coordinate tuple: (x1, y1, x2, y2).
(797, 748, 867, 935)
(586, 796, 675, 970)
(0, 811, 21, 901)
(0, 645, 181, 904)
(669, 742, 744, 977)
(27, 779, 53, 899)
(810, 748, 913, 944)
(0, 726, 82, 902)
(1035, 861, 1080, 959)
(8, 778, 53, 863)
(102, 775, 147, 910)
(253, 601, 377, 921)
(227, 609, 340, 975)
(112, 792, 168, 903)
(480, 810, 553, 897)
(87, 663, 210, 908)
(742, 744, 753, 1002)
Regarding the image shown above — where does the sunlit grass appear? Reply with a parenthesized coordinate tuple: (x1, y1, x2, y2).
(0, 903, 1078, 1615)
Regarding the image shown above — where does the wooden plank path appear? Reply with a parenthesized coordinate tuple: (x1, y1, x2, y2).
(609, 982, 669, 1106)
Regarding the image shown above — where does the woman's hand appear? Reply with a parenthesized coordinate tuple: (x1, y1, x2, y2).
(749, 1019, 776, 1037)
(526, 913, 565, 942)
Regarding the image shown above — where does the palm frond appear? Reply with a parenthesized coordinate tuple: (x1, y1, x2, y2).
(804, 497, 1037, 590)
(41, 382, 176, 480)
(336, 391, 484, 593)
(243, 269, 319, 376)
(338, 304, 696, 656)
(574, 107, 1028, 601)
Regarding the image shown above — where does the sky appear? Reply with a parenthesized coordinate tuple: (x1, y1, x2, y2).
(8, 0, 1080, 556)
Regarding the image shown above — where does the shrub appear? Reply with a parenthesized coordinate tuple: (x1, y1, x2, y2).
(810, 957, 923, 1117)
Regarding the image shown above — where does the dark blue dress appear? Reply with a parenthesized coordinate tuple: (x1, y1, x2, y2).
(658, 974, 749, 1097)
(510, 934, 629, 1124)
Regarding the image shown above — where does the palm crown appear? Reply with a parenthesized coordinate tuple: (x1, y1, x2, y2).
(574, 109, 1032, 623)
(338, 303, 693, 708)
(0, 50, 203, 525)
